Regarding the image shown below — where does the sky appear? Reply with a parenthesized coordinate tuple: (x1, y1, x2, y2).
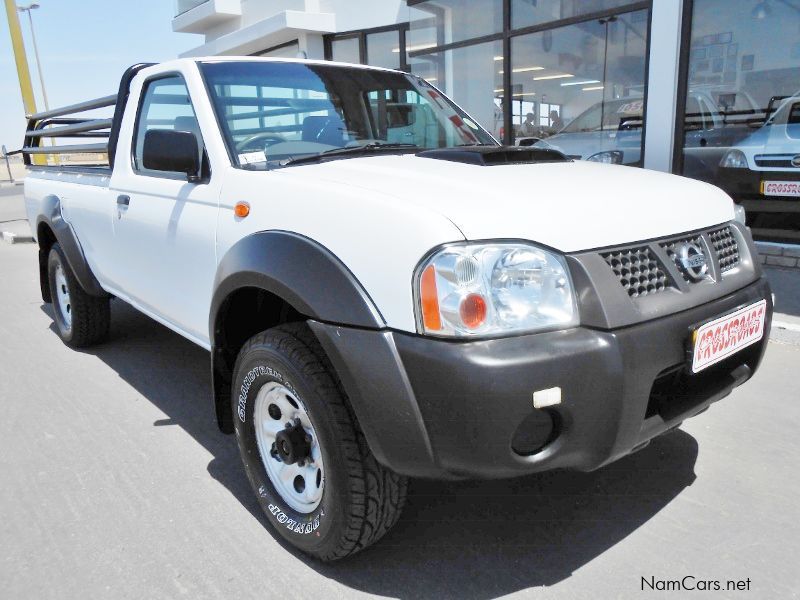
(0, 0, 202, 150)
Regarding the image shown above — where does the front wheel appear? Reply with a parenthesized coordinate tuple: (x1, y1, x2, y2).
(232, 323, 407, 561)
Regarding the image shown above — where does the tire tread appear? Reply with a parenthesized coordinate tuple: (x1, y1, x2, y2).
(48, 244, 110, 348)
(236, 322, 407, 560)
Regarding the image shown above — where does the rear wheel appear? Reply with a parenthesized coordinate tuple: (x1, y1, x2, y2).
(232, 323, 407, 561)
(47, 243, 110, 347)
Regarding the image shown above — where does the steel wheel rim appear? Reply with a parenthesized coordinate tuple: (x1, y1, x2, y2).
(54, 264, 72, 331)
(254, 382, 325, 513)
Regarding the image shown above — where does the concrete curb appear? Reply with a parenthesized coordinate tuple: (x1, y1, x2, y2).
(756, 241, 800, 270)
(1, 230, 34, 244)
(1, 220, 35, 244)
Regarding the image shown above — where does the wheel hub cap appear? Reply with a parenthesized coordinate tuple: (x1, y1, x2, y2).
(274, 419, 311, 465)
(54, 264, 72, 330)
(253, 382, 324, 513)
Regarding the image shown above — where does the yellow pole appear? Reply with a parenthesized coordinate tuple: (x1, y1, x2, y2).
(4, 0, 45, 165)
(4, 0, 37, 116)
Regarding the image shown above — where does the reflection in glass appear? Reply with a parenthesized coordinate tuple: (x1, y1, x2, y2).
(511, 10, 648, 166)
(331, 37, 360, 64)
(511, 0, 639, 30)
(202, 61, 496, 169)
(366, 30, 401, 70)
(408, 0, 503, 49)
(679, 0, 800, 241)
(410, 41, 505, 140)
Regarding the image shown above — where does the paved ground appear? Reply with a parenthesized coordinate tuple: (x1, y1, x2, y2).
(0, 185, 26, 221)
(1, 220, 799, 599)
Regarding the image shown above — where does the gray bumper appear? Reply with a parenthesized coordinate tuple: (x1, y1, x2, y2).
(311, 276, 772, 480)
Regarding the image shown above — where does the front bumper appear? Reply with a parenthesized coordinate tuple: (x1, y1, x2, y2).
(310, 276, 772, 480)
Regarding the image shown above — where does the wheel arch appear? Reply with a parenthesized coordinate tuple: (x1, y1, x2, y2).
(210, 231, 385, 433)
(36, 195, 108, 302)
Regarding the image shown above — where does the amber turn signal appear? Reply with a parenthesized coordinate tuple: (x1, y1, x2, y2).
(234, 202, 250, 218)
(420, 265, 442, 331)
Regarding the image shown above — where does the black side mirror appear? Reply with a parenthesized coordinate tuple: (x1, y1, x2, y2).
(142, 129, 200, 182)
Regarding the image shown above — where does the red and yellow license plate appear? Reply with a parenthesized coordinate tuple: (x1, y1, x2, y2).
(691, 300, 767, 373)
(761, 181, 800, 197)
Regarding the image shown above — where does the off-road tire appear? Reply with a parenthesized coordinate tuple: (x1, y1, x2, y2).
(47, 243, 110, 347)
(232, 322, 407, 561)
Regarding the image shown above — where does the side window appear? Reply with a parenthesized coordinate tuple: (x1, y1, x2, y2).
(133, 75, 204, 177)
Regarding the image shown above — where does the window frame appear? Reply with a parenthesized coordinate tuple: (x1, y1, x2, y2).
(672, 0, 696, 174)
(131, 72, 209, 182)
(324, 23, 411, 72)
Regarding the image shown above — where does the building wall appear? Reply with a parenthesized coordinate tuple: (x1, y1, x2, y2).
(177, 0, 407, 57)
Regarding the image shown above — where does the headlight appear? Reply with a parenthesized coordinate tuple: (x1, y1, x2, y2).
(414, 242, 579, 337)
(720, 149, 748, 169)
(586, 150, 623, 164)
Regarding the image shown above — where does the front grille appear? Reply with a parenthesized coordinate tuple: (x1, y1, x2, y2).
(754, 155, 797, 168)
(709, 226, 740, 273)
(601, 224, 745, 299)
(661, 234, 704, 283)
(602, 247, 671, 298)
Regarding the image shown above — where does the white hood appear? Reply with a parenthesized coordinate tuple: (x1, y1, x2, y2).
(284, 154, 734, 253)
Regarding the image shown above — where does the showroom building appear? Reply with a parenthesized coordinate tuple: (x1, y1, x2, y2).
(175, 0, 800, 244)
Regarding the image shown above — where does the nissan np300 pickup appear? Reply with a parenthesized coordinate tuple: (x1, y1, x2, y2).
(21, 58, 772, 560)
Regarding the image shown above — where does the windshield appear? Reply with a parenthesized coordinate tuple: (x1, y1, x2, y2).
(200, 60, 497, 169)
(560, 99, 644, 134)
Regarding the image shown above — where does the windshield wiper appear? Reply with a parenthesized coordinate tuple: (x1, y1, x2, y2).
(280, 142, 418, 167)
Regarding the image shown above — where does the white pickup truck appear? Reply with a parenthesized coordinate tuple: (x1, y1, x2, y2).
(22, 57, 772, 561)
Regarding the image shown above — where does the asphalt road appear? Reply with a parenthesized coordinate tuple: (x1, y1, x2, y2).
(1, 236, 799, 599)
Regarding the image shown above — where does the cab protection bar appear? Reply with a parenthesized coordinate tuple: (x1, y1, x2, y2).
(17, 63, 154, 168)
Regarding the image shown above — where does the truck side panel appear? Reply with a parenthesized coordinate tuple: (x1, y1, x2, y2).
(25, 171, 116, 294)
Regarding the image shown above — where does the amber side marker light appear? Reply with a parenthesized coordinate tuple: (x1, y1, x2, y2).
(234, 202, 250, 218)
(420, 265, 442, 331)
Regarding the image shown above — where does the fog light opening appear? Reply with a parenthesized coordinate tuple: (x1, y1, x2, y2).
(511, 409, 560, 456)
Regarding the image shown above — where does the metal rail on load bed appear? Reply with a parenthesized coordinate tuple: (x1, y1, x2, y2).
(15, 63, 154, 171)
(20, 95, 116, 167)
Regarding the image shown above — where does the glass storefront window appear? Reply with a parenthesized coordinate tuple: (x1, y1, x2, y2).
(408, 0, 503, 50)
(678, 0, 800, 241)
(512, 9, 649, 165)
(410, 40, 505, 139)
(511, 0, 640, 30)
(330, 37, 360, 64)
(366, 30, 401, 69)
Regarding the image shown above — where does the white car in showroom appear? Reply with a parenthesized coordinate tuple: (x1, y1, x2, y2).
(719, 94, 800, 200)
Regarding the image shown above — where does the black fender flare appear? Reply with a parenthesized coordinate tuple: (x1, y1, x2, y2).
(36, 195, 108, 300)
(209, 230, 385, 431)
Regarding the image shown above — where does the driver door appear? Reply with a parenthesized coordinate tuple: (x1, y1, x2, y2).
(108, 74, 222, 347)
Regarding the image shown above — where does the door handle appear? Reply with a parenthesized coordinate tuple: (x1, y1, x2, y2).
(117, 194, 130, 206)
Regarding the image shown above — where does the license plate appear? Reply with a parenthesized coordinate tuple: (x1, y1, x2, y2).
(761, 181, 800, 197)
(691, 300, 767, 373)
